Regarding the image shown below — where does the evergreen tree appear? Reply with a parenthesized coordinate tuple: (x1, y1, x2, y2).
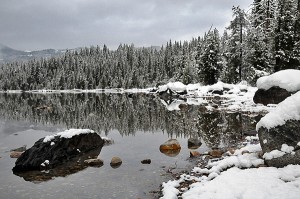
(274, 0, 298, 71)
(196, 28, 221, 85)
(223, 6, 248, 83)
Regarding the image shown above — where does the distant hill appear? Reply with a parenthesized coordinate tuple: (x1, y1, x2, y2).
(0, 43, 66, 63)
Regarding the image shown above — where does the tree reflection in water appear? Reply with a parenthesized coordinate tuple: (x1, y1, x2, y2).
(0, 93, 261, 148)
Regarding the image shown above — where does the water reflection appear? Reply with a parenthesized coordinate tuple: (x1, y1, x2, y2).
(13, 148, 101, 183)
(0, 93, 260, 148)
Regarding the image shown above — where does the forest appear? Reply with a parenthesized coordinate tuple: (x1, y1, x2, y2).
(0, 0, 299, 90)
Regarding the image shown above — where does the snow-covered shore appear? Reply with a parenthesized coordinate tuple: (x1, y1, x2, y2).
(160, 137, 300, 199)
(0, 81, 274, 113)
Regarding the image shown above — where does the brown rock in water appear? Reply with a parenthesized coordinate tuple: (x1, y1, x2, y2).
(110, 157, 122, 168)
(10, 151, 24, 158)
(159, 139, 181, 157)
(84, 159, 104, 167)
(141, 159, 151, 164)
(190, 151, 201, 158)
(209, 149, 223, 158)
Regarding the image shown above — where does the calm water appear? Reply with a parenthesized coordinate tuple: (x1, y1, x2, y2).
(0, 93, 260, 199)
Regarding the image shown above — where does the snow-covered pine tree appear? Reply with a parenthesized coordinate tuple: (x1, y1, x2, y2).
(274, 0, 298, 71)
(196, 28, 221, 85)
(222, 6, 248, 83)
(244, 0, 276, 83)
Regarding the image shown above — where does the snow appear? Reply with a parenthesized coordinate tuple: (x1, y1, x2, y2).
(263, 150, 286, 160)
(43, 129, 96, 142)
(256, 91, 300, 130)
(263, 144, 295, 160)
(281, 144, 294, 153)
(182, 165, 300, 199)
(257, 69, 300, 92)
(160, 141, 300, 199)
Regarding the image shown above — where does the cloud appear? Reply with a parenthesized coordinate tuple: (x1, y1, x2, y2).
(0, 0, 253, 50)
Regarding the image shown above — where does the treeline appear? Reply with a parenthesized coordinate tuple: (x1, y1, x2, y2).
(0, 0, 299, 90)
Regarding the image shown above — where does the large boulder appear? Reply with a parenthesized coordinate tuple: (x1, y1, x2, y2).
(253, 86, 292, 105)
(257, 92, 300, 167)
(254, 69, 300, 105)
(13, 129, 104, 172)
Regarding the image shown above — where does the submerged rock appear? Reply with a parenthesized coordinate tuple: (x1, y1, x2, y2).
(84, 159, 104, 167)
(159, 139, 181, 157)
(13, 129, 104, 172)
(10, 151, 24, 158)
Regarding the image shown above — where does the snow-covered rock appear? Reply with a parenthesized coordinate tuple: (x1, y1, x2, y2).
(13, 129, 104, 171)
(257, 69, 300, 92)
(257, 90, 300, 167)
(254, 70, 300, 105)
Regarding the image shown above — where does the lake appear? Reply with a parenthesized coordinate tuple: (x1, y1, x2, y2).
(0, 93, 260, 199)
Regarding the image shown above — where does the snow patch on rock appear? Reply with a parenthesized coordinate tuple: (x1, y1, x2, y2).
(256, 91, 300, 130)
(257, 69, 300, 92)
(43, 129, 96, 143)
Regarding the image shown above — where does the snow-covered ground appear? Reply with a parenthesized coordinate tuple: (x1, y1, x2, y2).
(161, 138, 300, 199)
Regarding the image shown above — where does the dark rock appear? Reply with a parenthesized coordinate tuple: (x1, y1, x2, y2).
(211, 90, 223, 95)
(253, 86, 292, 105)
(258, 120, 300, 167)
(188, 138, 202, 149)
(13, 132, 104, 172)
(141, 159, 151, 164)
(179, 103, 188, 111)
(198, 105, 207, 112)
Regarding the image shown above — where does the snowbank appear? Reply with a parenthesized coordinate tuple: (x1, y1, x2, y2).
(256, 91, 300, 130)
(183, 165, 300, 199)
(160, 141, 300, 199)
(43, 129, 96, 142)
(257, 69, 300, 92)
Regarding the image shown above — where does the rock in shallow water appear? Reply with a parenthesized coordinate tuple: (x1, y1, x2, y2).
(159, 139, 181, 157)
(13, 130, 104, 172)
(110, 156, 122, 168)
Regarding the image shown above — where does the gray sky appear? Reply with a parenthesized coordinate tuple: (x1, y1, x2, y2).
(0, 0, 253, 51)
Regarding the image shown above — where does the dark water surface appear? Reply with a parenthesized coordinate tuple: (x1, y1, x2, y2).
(0, 93, 260, 199)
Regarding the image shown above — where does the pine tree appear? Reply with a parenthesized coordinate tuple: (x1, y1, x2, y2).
(274, 0, 298, 71)
(223, 6, 248, 83)
(196, 28, 221, 85)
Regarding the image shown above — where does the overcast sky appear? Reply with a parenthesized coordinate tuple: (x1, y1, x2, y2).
(0, 0, 253, 51)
